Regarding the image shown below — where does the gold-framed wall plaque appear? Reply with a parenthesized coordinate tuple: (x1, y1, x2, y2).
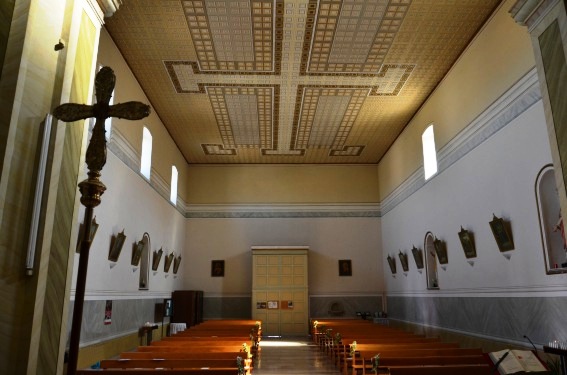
(433, 237, 448, 264)
(387, 255, 396, 274)
(164, 253, 174, 272)
(173, 255, 181, 274)
(411, 245, 424, 269)
(76, 216, 99, 253)
(398, 251, 409, 272)
(458, 227, 477, 258)
(489, 214, 515, 252)
(108, 229, 126, 262)
(131, 235, 147, 266)
(152, 248, 163, 271)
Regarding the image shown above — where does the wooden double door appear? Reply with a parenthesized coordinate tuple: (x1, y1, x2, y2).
(251, 247, 308, 336)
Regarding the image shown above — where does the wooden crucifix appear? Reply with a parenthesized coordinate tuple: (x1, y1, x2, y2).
(53, 66, 150, 375)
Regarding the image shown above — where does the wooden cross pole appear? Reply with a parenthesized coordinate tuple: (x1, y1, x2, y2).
(53, 66, 150, 375)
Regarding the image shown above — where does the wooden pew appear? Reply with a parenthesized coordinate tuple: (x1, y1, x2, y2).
(78, 320, 259, 374)
(151, 339, 248, 346)
(120, 352, 243, 360)
(387, 364, 493, 375)
(349, 348, 486, 375)
(329, 337, 441, 366)
(100, 359, 238, 369)
(137, 346, 245, 353)
(339, 342, 462, 375)
(77, 368, 240, 374)
(322, 331, 422, 354)
(354, 350, 489, 375)
(99, 358, 251, 375)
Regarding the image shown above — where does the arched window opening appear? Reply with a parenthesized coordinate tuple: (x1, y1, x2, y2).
(536, 165, 566, 274)
(422, 124, 438, 180)
(424, 232, 439, 289)
(141, 127, 152, 180)
(170, 165, 178, 205)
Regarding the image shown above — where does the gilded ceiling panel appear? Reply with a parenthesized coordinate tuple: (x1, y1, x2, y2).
(104, 0, 502, 164)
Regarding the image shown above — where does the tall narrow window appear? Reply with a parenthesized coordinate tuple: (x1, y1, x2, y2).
(170, 165, 178, 205)
(141, 127, 152, 180)
(422, 124, 438, 180)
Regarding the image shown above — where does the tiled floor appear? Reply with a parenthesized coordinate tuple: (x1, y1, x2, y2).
(253, 336, 339, 374)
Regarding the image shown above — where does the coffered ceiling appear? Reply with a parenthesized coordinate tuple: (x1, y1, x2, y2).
(104, 0, 502, 164)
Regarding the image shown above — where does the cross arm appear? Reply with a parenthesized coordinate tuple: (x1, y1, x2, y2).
(53, 104, 95, 122)
(108, 102, 151, 120)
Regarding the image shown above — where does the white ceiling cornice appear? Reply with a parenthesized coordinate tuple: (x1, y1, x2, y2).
(96, 0, 123, 18)
(510, 0, 561, 30)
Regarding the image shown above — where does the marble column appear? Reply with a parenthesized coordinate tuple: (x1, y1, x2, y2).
(0, 0, 120, 374)
(511, 0, 567, 226)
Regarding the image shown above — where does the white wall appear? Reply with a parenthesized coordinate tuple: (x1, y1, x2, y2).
(72, 150, 185, 300)
(184, 216, 382, 297)
(382, 100, 567, 296)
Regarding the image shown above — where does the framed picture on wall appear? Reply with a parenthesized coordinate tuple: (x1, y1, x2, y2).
(489, 214, 515, 252)
(338, 259, 352, 276)
(173, 255, 181, 274)
(458, 227, 477, 258)
(433, 237, 448, 264)
(387, 255, 396, 274)
(152, 248, 163, 271)
(76, 216, 99, 253)
(108, 229, 126, 262)
(164, 253, 174, 272)
(131, 237, 145, 266)
(211, 260, 224, 277)
(398, 251, 409, 272)
(411, 246, 424, 269)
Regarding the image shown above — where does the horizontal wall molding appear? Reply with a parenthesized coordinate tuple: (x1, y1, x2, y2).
(381, 68, 542, 216)
(310, 292, 383, 297)
(70, 289, 172, 300)
(197, 292, 382, 298)
(186, 203, 381, 218)
(387, 282, 567, 298)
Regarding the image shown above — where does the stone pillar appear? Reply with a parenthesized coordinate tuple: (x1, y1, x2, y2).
(0, 0, 121, 373)
(511, 0, 567, 221)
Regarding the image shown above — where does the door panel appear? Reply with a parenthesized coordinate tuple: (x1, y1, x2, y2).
(252, 248, 308, 336)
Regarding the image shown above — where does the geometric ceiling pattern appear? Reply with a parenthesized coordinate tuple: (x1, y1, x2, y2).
(105, 0, 502, 164)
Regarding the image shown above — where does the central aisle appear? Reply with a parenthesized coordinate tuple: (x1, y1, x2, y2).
(253, 337, 339, 375)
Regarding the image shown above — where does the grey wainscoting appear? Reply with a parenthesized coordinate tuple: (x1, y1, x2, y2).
(203, 296, 252, 320)
(68, 298, 164, 346)
(309, 295, 382, 319)
(387, 295, 567, 345)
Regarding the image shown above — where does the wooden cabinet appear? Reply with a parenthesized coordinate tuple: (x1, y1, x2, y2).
(251, 247, 308, 336)
(171, 290, 203, 327)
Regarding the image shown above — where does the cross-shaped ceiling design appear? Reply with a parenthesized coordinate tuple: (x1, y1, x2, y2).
(105, 0, 501, 164)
